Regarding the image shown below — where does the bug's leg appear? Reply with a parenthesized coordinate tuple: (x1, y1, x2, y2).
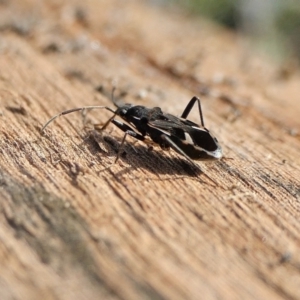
(111, 119, 145, 163)
(160, 134, 194, 163)
(111, 120, 145, 142)
(181, 96, 205, 127)
(94, 114, 117, 132)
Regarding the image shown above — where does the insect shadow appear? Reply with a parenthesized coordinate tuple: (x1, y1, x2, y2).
(83, 133, 202, 177)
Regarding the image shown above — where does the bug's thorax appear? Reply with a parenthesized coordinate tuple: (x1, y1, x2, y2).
(117, 105, 164, 132)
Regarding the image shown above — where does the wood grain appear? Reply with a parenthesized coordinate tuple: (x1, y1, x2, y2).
(0, 0, 300, 299)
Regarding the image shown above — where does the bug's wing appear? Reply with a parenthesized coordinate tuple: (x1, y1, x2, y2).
(148, 118, 222, 160)
(147, 118, 186, 141)
(147, 119, 178, 131)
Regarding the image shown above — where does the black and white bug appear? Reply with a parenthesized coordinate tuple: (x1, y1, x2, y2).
(41, 92, 222, 163)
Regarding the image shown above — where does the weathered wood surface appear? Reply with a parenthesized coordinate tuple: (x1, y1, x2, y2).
(0, 0, 300, 299)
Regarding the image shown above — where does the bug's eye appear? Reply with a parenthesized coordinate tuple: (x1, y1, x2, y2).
(121, 109, 127, 115)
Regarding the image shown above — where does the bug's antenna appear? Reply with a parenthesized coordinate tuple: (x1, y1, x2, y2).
(41, 106, 115, 133)
(111, 86, 119, 108)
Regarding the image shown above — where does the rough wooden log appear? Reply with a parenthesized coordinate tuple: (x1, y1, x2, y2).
(0, 0, 300, 299)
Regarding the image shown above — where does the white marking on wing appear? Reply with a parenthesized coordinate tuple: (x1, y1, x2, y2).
(184, 132, 194, 144)
(192, 126, 206, 131)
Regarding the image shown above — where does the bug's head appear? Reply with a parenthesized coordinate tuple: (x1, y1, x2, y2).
(115, 104, 134, 117)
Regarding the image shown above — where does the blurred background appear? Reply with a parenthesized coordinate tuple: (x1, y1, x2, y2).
(155, 0, 300, 65)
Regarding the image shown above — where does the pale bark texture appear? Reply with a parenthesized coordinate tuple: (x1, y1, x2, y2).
(0, 1, 300, 299)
